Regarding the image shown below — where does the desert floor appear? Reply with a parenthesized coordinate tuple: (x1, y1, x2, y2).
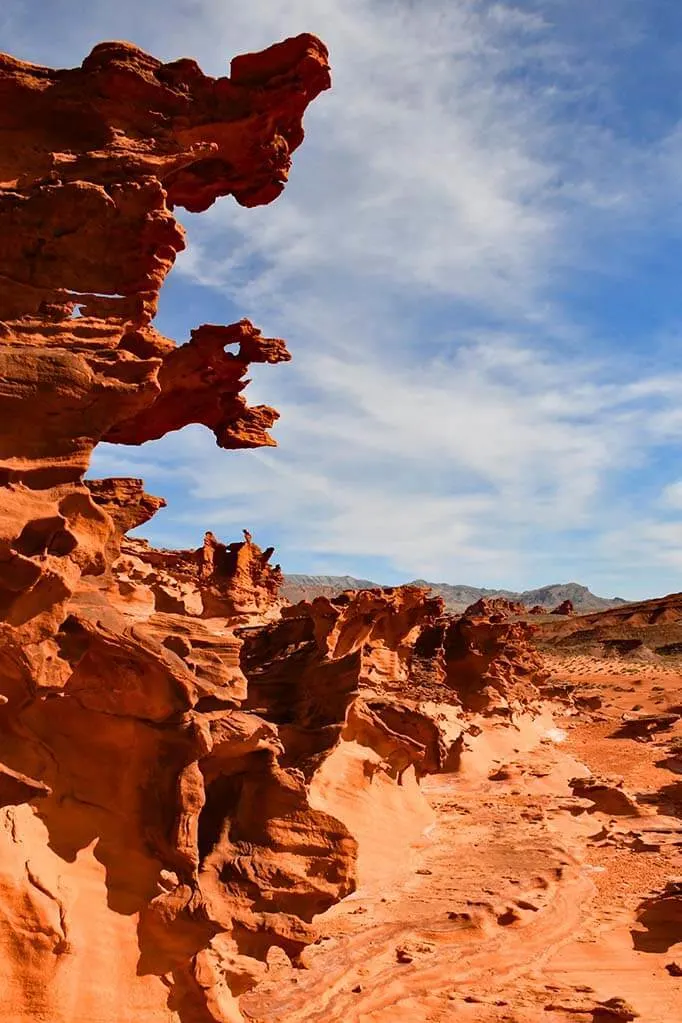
(241, 655, 682, 1022)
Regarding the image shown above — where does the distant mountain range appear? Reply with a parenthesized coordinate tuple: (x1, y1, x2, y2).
(282, 575, 628, 613)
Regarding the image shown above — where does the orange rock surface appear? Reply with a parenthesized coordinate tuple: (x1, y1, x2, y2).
(0, 34, 342, 1023)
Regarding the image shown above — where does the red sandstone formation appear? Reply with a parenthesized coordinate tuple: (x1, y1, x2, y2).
(533, 590, 682, 650)
(111, 529, 285, 623)
(528, 603, 546, 615)
(463, 596, 527, 621)
(409, 610, 548, 715)
(0, 34, 339, 1023)
(551, 598, 575, 616)
(0, 32, 330, 479)
(530, 591, 682, 672)
(0, 32, 552, 1023)
(241, 587, 462, 780)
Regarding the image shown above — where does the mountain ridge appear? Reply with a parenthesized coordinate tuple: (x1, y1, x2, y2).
(282, 575, 628, 612)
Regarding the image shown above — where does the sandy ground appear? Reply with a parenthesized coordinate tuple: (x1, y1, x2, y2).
(240, 655, 682, 1022)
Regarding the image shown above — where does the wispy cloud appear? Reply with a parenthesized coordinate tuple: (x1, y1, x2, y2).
(94, 330, 682, 593)
(174, 2, 569, 317)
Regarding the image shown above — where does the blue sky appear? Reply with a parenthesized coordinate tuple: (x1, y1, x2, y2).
(6, 0, 682, 599)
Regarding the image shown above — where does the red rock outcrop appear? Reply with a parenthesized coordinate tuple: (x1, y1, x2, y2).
(410, 611, 549, 715)
(551, 598, 575, 616)
(0, 35, 331, 648)
(463, 596, 527, 621)
(0, 33, 555, 1023)
(0, 34, 339, 1023)
(529, 591, 682, 658)
(0, 33, 331, 471)
(240, 586, 459, 780)
(111, 529, 285, 623)
(239, 584, 548, 894)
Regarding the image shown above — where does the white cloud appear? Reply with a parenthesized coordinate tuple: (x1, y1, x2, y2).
(173, 0, 568, 316)
(94, 329, 682, 592)
(661, 481, 682, 510)
(601, 518, 682, 580)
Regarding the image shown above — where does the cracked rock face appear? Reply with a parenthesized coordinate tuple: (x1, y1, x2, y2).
(0, 34, 550, 1023)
